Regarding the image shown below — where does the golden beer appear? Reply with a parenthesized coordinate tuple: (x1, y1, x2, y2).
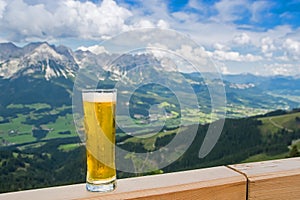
(82, 89, 116, 192)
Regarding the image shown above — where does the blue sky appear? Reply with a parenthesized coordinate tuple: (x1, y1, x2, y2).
(0, 0, 300, 75)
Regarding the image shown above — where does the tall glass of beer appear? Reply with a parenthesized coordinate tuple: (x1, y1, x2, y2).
(82, 89, 117, 192)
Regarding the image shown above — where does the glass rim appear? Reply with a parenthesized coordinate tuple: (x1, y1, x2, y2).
(82, 88, 117, 93)
(82, 88, 117, 102)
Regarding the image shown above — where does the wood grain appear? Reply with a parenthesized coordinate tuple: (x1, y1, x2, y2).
(2, 157, 300, 200)
(77, 166, 246, 200)
(0, 166, 246, 200)
(230, 157, 300, 200)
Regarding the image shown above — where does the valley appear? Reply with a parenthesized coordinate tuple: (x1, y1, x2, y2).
(1, 109, 300, 193)
(0, 42, 300, 193)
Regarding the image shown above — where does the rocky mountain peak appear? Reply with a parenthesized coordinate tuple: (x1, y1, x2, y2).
(25, 42, 64, 62)
(0, 42, 78, 80)
(0, 42, 22, 60)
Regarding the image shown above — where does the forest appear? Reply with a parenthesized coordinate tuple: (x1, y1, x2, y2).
(1, 110, 300, 193)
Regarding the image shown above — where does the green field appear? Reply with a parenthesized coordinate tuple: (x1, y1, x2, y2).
(1, 101, 299, 169)
(0, 103, 76, 146)
(258, 112, 300, 135)
(58, 143, 82, 152)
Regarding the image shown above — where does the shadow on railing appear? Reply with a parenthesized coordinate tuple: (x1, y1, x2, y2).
(0, 157, 300, 200)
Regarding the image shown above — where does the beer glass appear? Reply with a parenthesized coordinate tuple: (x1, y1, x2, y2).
(82, 89, 117, 192)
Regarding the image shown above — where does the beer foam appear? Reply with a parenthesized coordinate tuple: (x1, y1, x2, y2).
(82, 92, 116, 102)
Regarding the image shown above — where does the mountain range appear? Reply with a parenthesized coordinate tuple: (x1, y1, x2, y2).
(0, 41, 300, 121)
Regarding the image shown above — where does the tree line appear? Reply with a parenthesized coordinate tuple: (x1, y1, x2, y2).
(1, 116, 300, 193)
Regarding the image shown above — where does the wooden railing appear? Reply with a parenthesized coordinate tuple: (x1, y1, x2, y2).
(1, 157, 300, 200)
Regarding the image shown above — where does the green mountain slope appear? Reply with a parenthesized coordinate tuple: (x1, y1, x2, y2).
(258, 111, 300, 135)
(1, 110, 300, 193)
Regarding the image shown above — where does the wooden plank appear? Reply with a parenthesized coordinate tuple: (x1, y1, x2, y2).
(230, 157, 300, 200)
(0, 184, 89, 200)
(0, 166, 246, 200)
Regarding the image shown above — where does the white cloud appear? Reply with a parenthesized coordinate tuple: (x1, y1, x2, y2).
(174, 45, 212, 72)
(213, 0, 273, 24)
(218, 62, 230, 74)
(214, 51, 238, 60)
(213, 0, 249, 22)
(124, 0, 172, 29)
(2, 0, 54, 38)
(187, 0, 205, 11)
(0, 0, 171, 42)
(171, 12, 191, 22)
(177, 22, 238, 48)
(260, 37, 276, 57)
(133, 19, 155, 28)
(283, 38, 300, 59)
(0, 0, 132, 41)
(213, 50, 262, 62)
(132, 18, 170, 29)
(214, 43, 230, 51)
(0, 0, 6, 19)
(145, 42, 170, 62)
(171, 7, 200, 23)
(264, 63, 300, 76)
(171, 44, 262, 73)
(175, 45, 209, 61)
(56, 0, 133, 38)
(233, 33, 251, 45)
(77, 45, 108, 55)
(157, 19, 169, 29)
(250, 1, 270, 22)
(243, 53, 263, 62)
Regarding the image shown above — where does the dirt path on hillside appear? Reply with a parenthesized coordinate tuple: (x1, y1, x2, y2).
(269, 117, 293, 132)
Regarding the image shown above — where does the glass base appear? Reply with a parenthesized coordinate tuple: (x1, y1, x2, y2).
(86, 180, 116, 192)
